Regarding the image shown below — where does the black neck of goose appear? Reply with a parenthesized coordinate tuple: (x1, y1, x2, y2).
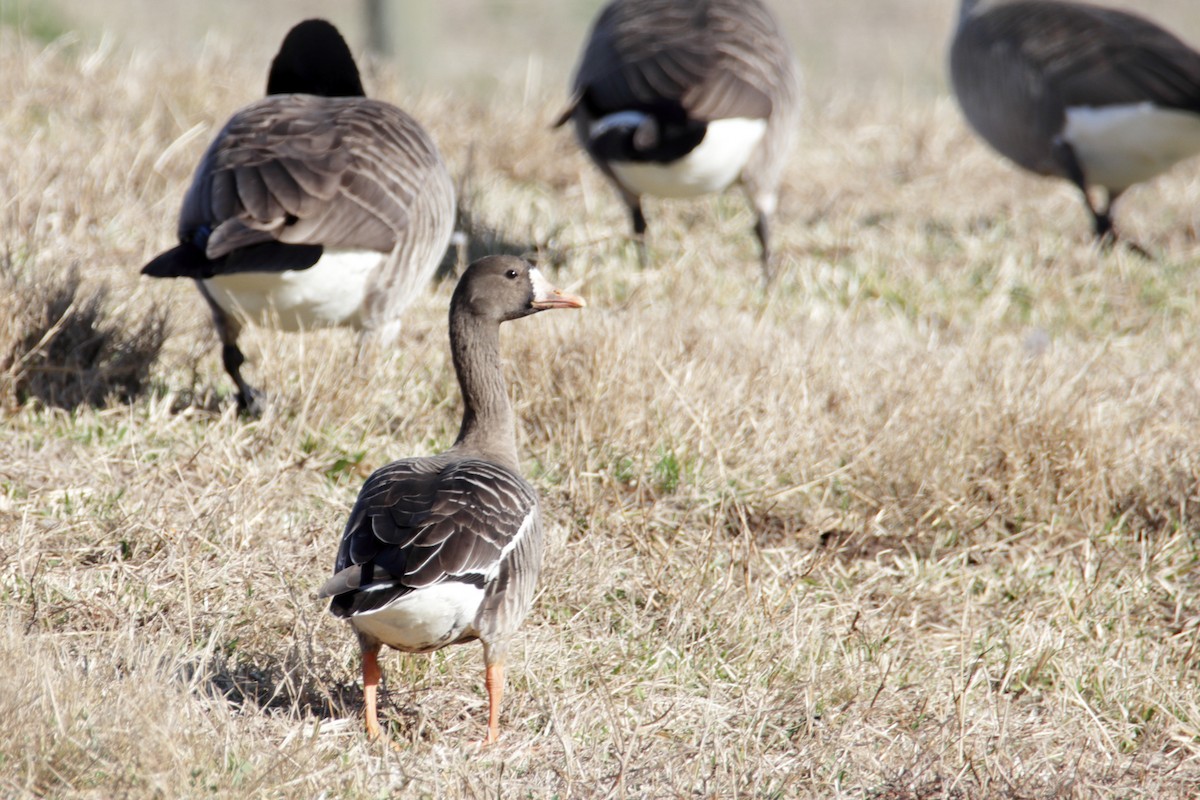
(449, 310, 519, 471)
(958, 0, 984, 23)
(267, 22, 366, 97)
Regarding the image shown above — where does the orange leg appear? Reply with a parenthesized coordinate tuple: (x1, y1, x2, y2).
(363, 647, 383, 740)
(482, 659, 505, 746)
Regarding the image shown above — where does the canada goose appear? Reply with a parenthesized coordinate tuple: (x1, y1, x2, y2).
(142, 19, 455, 413)
(950, 0, 1200, 249)
(319, 255, 584, 745)
(555, 0, 800, 279)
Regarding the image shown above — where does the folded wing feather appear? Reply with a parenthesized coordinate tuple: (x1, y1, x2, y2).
(320, 457, 538, 618)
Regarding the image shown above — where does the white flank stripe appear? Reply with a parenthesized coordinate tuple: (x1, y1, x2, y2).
(1063, 102, 1200, 191)
(486, 508, 536, 581)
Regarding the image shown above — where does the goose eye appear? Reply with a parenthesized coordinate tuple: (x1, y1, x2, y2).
(505, 269, 519, 279)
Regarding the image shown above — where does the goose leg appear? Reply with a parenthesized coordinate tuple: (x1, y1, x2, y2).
(744, 178, 780, 286)
(1092, 191, 1116, 242)
(196, 281, 262, 415)
(482, 658, 505, 746)
(1051, 138, 1149, 257)
(362, 645, 384, 741)
(1051, 138, 1110, 241)
(754, 212, 773, 287)
(221, 344, 262, 416)
(629, 198, 648, 268)
(1097, 189, 1151, 259)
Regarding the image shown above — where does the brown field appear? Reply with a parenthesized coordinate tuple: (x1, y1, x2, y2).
(3, 1, 1200, 797)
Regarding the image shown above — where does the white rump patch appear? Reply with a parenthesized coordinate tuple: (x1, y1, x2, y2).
(204, 249, 382, 331)
(350, 581, 485, 652)
(609, 117, 768, 198)
(1063, 103, 1200, 191)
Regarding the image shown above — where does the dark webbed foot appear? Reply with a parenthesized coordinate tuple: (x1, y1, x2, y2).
(236, 385, 264, 417)
(1123, 239, 1153, 260)
(1100, 234, 1153, 261)
(1094, 216, 1152, 261)
(1051, 138, 1153, 259)
(222, 343, 264, 417)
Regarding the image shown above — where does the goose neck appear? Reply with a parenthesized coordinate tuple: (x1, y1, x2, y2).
(449, 311, 519, 470)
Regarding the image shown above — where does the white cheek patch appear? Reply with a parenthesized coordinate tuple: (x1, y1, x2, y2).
(204, 248, 382, 331)
(608, 116, 768, 198)
(1063, 102, 1200, 191)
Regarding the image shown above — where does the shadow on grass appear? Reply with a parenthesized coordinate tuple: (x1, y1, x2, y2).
(190, 647, 453, 744)
(183, 647, 355, 723)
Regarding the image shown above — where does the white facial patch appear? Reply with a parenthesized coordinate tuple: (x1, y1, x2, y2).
(529, 267, 555, 302)
(204, 249, 383, 331)
(608, 116, 768, 198)
(1063, 102, 1200, 191)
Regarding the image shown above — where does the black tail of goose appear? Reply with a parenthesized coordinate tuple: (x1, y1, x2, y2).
(556, 0, 800, 279)
(318, 255, 584, 745)
(950, 0, 1200, 251)
(141, 19, 454, 414)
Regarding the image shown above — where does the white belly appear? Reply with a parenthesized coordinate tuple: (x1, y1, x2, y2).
(610, 117, 768, 198)
(1063, 103, 1200, 191)
(349, 582, 484, 653)
(203, 249, 382, 331)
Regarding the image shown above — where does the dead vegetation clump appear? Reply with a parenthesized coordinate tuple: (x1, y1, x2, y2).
(0, 257, 168, 410)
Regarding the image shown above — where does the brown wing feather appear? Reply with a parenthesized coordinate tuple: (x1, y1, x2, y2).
(570, 0, 794, 122)
(971, 2, 1200, 112)
(179, 94, 445, 262)
(320, 456, 539, 618)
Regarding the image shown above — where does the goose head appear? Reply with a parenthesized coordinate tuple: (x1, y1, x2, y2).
(452, 256, 585, 323)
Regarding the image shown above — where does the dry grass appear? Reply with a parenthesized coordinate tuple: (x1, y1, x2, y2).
(3, 3, 1200, 797)
(0, 258, 168, 410)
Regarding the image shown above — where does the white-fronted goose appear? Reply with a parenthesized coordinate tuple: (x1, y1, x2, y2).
(318, 255, 584, 745)
(555, 0, 800, 279)
(142, 19, 455, 412)
(950, 0, 1200, 249)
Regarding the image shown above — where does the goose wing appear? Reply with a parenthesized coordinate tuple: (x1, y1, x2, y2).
(970, 3, 1200, 113)
(146, 94, 443, 278)
(319, 456, 539, 617)
(567, 0, 785, 123)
